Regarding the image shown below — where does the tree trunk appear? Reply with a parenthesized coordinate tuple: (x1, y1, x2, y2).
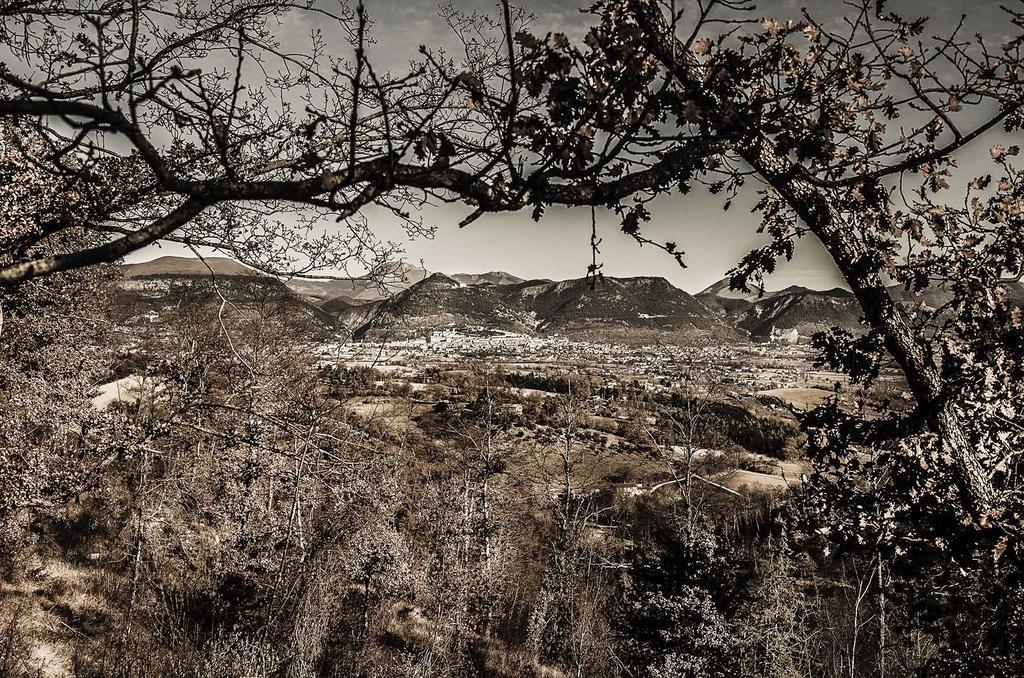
(744, 137, 997, 514)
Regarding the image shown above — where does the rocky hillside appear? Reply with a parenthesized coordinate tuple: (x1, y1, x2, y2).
(314, 269, 526, 311)
(526, 276, 741, 343)
(354, 274, 540, 341)
(697, 278, 862, 341)
(699, 277, 1024, 342)
(738, 287, 862, 340)
(319, 297, 384, 335)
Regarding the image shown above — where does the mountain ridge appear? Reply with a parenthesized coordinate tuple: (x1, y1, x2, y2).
(352, 273, 744, 344)
(125, 256, 852, 297)
(125, 257, 957, 344)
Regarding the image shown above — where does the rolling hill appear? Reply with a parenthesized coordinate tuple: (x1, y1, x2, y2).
(312, 268, 527, 311)
(115, 256, 339, 337)
(886, 281, 1024, 315)
(123, 255, 257, 278)
(526, 276, 741, 343)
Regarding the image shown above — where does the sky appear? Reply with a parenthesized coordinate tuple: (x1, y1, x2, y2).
(128, 0, 1017, 293)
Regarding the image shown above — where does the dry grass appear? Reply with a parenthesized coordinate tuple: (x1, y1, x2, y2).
(0, 555, 115, 677)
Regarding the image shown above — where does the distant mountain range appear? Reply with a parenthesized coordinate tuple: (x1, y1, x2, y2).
(114, 258, 541, 338)
(115, 256, 1024, 345)
(350, 273, 742, 344)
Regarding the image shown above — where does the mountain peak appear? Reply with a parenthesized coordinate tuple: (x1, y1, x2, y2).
(451, 271, 525, 286)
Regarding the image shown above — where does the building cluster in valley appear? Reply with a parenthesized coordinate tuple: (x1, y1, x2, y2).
(319, 327, 871, 402)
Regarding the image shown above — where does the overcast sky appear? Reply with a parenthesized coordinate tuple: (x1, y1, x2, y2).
(130, 0, 1017, 293)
